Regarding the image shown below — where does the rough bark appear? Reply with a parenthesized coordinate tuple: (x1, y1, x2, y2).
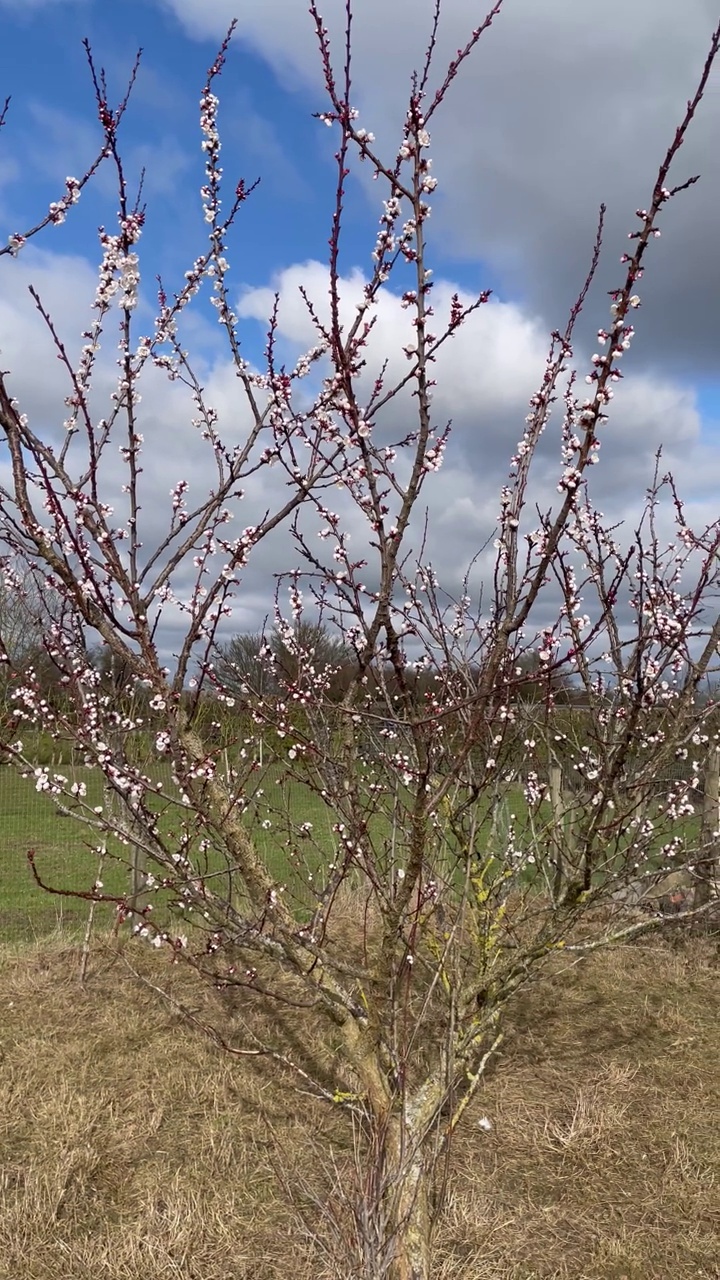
(386, 1141, 433, 1280)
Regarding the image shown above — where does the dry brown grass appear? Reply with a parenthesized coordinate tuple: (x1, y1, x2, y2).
(1, 932, 719, 1279)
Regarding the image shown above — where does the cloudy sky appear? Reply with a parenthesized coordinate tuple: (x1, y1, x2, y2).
(1, 0, 719, 659)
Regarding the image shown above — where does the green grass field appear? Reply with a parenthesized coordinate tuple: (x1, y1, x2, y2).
(0, 761, 333, 939)
(0, 755, 704, 942)
(0, 759, 527, 937)
(0, 766, 131, 936)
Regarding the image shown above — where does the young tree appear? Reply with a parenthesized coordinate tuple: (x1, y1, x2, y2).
(2, 6, 720, 1276)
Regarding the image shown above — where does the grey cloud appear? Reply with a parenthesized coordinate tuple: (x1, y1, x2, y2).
(161, 0, 720, 379)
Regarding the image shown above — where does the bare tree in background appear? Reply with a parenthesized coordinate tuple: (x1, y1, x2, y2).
(0, 563, 60, 710)
(215, 620, 352, 701)
(214, 630, 274, 700)
(2, 5, 720, 1277)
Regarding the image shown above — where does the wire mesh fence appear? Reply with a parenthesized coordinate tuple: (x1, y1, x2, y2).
(0, 748, 343, 943)
(2, 740, 718, 944)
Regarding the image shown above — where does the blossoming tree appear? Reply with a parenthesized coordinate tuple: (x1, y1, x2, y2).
(2, 4, 720, 1276)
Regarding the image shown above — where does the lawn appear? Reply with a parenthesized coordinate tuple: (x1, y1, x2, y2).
(0, 765, 124, 938)
(0, 754, 705, 942)
(0, 752, 404, 937)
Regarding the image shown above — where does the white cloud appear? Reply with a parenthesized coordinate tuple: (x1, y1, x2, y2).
(238, 257, 701, 475)
(0, 248, 99, 422)
(235, 259, 711, 584)
(0, 241, 713, 658)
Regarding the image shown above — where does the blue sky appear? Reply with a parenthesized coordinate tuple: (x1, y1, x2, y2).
(1, 0, 719, 647)
(0, 0, 508, 370)
(1, 0, 717, 373)
(1, 0, 350, 366)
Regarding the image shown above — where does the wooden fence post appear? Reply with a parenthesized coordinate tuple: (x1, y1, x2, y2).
(105, 731, 146, 923)
(549, 764, 566, 900)
(695, 746, 720, 910)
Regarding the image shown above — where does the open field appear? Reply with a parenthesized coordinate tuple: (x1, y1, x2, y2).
(0, 758, 523, 939)
(0, 754, 706, 942)
(0, 762, 341, 939)
(0, 932, 718, 1279)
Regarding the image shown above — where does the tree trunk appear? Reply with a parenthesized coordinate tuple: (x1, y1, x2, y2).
(340, 1027, 441, 1280)
(362, 1100, 441, 1280)
(385, 1144, 433, 1280)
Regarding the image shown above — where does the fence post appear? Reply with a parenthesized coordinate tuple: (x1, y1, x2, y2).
(549, 764, 565, 900)
(695, 746, 720, 910)
(105, 730, 146, 924)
